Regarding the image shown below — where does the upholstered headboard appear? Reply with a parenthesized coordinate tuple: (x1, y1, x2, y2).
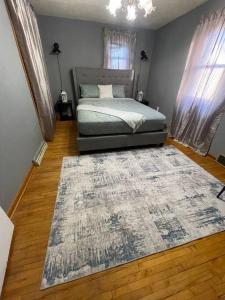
(72, 67, 136, 105)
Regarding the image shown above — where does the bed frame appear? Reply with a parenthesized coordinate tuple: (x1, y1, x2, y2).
(73, 67, 167, 152)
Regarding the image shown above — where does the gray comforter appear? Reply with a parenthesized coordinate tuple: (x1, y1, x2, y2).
(77, 98, 166, 136)
(77, 104, 146, 133)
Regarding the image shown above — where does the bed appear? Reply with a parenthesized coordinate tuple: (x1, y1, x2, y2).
(73, 67, 167, 152)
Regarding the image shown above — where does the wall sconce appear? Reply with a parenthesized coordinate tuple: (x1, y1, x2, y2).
(136, 50, 149, 101)
(51, 42, 63, 93)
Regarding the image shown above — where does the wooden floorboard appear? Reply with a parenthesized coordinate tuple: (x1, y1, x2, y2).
(2, 121, 225, 300)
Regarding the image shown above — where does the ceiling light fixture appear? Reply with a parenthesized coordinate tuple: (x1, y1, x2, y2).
(127, 4, 136, 21)
(106, 0, 122, 17)
(106, 0, 156, 21)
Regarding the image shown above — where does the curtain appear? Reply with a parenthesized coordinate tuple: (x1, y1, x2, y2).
(104, 28, 136, 70)
(6, 0, 55, 141)
(170, 9, 225, 156)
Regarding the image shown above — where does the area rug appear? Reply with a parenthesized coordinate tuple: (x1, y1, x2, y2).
(41, 146, 225, 289)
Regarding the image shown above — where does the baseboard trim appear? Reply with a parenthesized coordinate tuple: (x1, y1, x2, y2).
(7, 165, 35, 219)
(208, 153, 216, 160)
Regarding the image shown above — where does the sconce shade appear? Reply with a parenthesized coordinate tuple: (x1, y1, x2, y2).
(52, 42, 61, 54)
(140, 50, 148, 61)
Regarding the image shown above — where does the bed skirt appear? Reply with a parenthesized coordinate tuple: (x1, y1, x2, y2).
(77, 130, 168, 152)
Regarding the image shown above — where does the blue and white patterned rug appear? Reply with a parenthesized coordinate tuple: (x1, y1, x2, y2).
(41, 146, 225, 289)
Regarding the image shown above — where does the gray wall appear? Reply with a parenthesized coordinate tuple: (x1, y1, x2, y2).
(37, 15, 155, 103)
(147, 0, 225, 157)
(0, 1, 44, 212)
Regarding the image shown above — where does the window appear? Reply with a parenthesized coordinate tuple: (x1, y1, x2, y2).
(184, 27, 225, 105)
(109, 43, 130, 70)
(103, 29, 136, 70)
(170, 13, 225, 155)
(192, 43, 225, 103)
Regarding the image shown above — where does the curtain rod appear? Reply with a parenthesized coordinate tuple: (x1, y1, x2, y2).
(104, 27, 137, 35)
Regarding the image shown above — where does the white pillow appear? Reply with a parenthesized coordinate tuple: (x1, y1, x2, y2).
(98, 85, 114, 98)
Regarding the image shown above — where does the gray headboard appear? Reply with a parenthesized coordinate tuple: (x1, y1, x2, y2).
(72, 67, 136, 105)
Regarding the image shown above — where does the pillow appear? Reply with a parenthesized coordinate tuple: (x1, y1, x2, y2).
(113, 85, 126, 98)
(98, 85, 114, 98)
(80, 84, 99, 98)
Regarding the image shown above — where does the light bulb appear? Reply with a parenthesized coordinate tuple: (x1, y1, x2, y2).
(127, 5, 136, 21)
(138, 0, 156, 17)
(106, 0, 122, 17)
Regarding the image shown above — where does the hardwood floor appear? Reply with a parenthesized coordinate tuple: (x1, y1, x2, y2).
(2, 120, 225, 300)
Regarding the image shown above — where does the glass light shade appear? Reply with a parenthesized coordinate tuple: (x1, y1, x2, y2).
(138, 0, 156, 17)
(126, 5, 136, 21)
(106, 0, 122, 16)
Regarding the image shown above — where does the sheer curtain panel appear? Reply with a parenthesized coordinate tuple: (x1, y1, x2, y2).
(104, 28, 136, 70)
(6, 0, 56, 141)
(170, 9, 225, 155)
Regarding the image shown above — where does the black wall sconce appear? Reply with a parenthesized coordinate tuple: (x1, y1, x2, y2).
(51, 42, 63, 93)
(137, 50, 148, 92)
(141, 50, 148, 61)
(137, 50, 149, 92)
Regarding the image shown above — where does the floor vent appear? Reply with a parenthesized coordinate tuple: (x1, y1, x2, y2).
(33, 142, 48, 166)
(217, 154, 225, 168)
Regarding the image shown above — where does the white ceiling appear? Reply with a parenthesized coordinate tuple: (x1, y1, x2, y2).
(31, 0, 208, 30)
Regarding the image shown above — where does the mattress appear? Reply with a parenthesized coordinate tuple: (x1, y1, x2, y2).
(77, 98, 166, 136)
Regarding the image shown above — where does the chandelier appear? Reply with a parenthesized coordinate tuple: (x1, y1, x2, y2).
(106, 0, 156, 21)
